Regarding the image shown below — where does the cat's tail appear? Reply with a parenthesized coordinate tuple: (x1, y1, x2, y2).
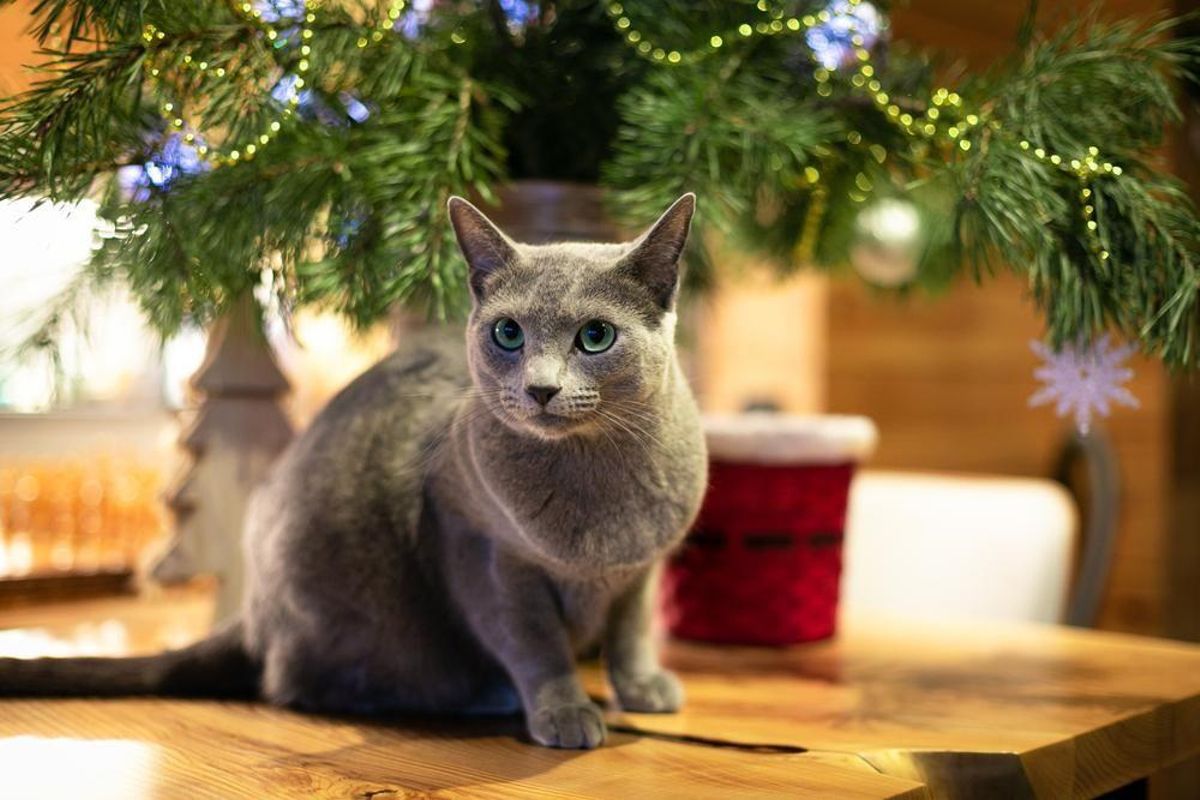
(0, 618, 260, 699)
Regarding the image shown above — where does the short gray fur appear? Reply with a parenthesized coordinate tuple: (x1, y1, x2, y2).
(244, 192, 706, 748)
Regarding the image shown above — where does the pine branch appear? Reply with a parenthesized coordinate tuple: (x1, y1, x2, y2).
(0, 0, 1196, 370)
(0, 43, 149, 200)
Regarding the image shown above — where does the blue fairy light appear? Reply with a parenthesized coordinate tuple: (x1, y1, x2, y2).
(805, 0, 882, 70)
(395, 0, 436, 39)
(498, 0, 539, 33)
(117, 133, 208, 201)
(270, 73, 312, 109)
(339, 92, 371, 124)
(253, 0, 305, 24)
(271, 74, 372, 126)
(334, 215, 365, 248)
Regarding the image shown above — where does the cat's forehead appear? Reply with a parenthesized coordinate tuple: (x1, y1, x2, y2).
(516, 241, 628, 281)
(481, 241, 662, 325)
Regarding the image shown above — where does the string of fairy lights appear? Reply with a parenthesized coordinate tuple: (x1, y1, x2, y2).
(141, 0, 416, 168)
(605, 0, 1118, 262)
(135, 0, 1117, 262)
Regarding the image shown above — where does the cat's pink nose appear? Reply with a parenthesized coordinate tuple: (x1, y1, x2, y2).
(526, 385, 560, 407)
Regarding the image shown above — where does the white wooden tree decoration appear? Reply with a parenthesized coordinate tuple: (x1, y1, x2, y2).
(151, 294, 292, 621)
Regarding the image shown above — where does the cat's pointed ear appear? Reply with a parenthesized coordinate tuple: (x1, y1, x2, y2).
(619, 193, 696, 311)
(448, 196, 517, 302)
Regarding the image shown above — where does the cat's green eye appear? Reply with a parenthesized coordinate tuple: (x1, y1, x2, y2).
(492, 317, 525, 351)
(576, 320, 616, 354)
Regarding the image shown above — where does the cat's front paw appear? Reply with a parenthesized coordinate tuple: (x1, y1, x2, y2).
(528, 700, 607, 749)
(610, 669, 684, 713)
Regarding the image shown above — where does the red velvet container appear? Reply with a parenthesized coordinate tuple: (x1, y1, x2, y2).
(662, 415, 877, 645)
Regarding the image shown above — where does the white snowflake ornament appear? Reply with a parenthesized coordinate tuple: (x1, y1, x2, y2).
(1029, 335, 1139, 434)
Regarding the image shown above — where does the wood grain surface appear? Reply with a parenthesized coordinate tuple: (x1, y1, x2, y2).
(595, 620, 1200, 798)
(1, 590, 1199, 798)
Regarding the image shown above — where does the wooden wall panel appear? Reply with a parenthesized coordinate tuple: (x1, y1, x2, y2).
(825, 273, 1170, 635)
(0, 1, 40, 95)
(693, 266, 828, 415)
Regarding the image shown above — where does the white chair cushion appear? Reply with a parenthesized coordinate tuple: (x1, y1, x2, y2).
(841, 470, 1078, 624)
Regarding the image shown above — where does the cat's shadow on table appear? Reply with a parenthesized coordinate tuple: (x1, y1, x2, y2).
(263, 696, 641, 793)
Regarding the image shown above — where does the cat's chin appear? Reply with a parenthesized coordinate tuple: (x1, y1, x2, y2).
(507, 411, 592, 440)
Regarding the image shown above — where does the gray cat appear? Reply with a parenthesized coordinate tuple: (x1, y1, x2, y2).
(0, 193, 708, 749)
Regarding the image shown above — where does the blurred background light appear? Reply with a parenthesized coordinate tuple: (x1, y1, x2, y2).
(806, 0, 883, 70)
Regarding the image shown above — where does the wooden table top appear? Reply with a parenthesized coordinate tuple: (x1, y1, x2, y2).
(0, 590, 1197, 800)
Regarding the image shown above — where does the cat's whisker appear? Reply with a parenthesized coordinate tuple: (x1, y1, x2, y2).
(601, 402, 666, 449)
(593, 408, 657, 458)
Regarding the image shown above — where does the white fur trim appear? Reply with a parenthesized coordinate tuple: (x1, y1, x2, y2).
(703, 414, 878, 464)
